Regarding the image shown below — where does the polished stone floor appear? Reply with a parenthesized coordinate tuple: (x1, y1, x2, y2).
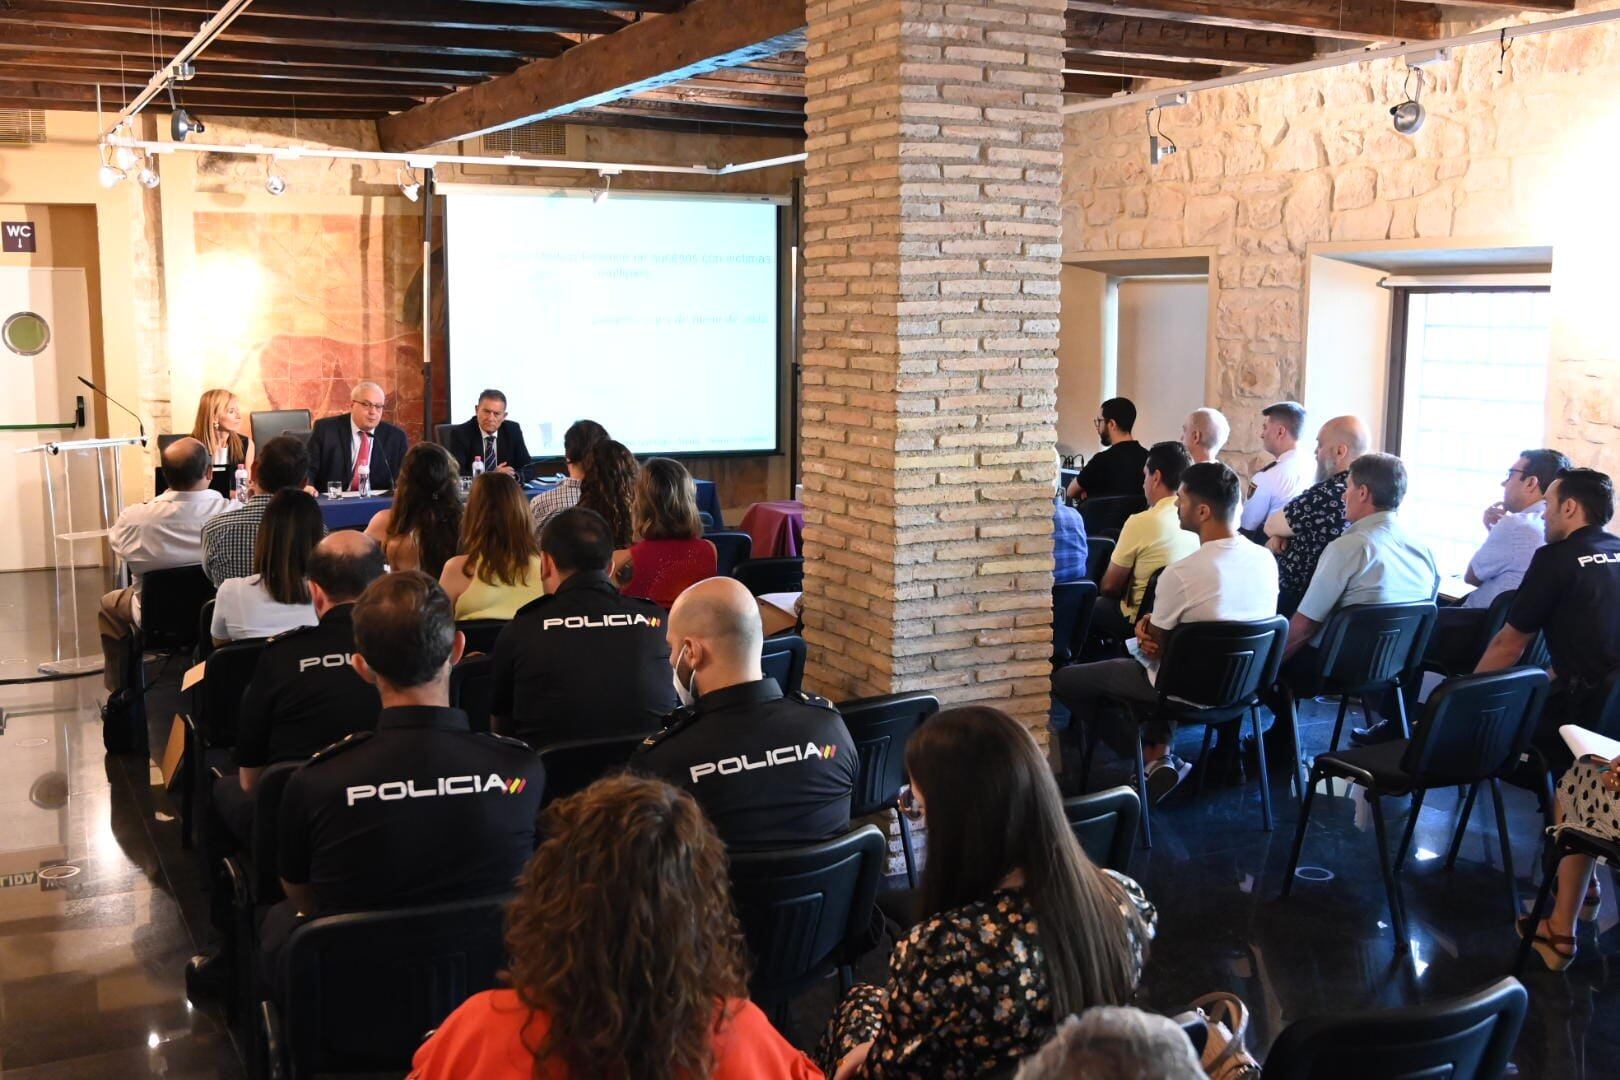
(0, 568, 1615, 1077)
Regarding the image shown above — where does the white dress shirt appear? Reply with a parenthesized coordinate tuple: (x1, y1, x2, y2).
(211, 574, 319, 642)
(1462, 503, 1546, 609)
(1241, 447, 1316, 533)
(108, 488, 230, 619)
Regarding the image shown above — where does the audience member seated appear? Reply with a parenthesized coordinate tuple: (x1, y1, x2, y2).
(210, 490, 322, 644)
(1475, 468, 1620, 775)
(1014, 1008, 1205, 1080)
(634, 577, 856, 849)
(1066, 397, 1149, 502)
(578, 438, 639, 584)
(1424, 448, 1567, 672)
(530, 419, 610, 536)
(201, 434, 311, 586)
(1279, 452, 1438, 746)
(816, 706, 1156, 1079)
(411, 775, 822, 1078)
(1053, 462, 1278, 800)
(622, 457, 718, 608)
(365, 442, 463, 577)
(440, 472, 545, 621)
(1053, 451, 1089, 585)
(1180, 406, 1229, 464)
(1264, 414, 1369, 615)
(1520, 752, 1620, 970)
(99, 437, 229, 705)
(1093, 442, 1197, 640)
(264, 572, 544, 964)
(1239, 400, 1313, 541)
(191, 387, 253, 471)
(306, 380, 409, 493)
(490, 508, 675, 748)
(443, 388, 531, 478)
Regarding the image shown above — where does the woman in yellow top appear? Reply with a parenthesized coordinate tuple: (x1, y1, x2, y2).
(440, 471, 545, 620)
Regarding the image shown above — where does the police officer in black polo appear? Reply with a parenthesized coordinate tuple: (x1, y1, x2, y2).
(263, 571, 544, 966)
(635, 576, 856, 850)
(490, 507, 675, 748)
(1476, 467, 1620, 773)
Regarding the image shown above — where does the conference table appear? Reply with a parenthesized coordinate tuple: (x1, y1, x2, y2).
(738, 499, 805, 559)
(315, 476, 723, 531)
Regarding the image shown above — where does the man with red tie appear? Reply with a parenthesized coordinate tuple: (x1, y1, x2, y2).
(307, 381, 410, 494)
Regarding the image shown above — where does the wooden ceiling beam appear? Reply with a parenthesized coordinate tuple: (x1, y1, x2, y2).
(0, 78, 420, 112)
(378, 0, 806, 151)
(680, 69, 807, 97)
(632, 85, 807, 114)
(1065, 13, 1320, 66)
(0, 66, 457, 99)
(36, 0, 629, 35)
(0, 96, 384, 117)
(1063, 50, 1223, 80)
(0, 52, 480, 88)
(585, 98, 804, 129)
(1065, 0, 1440, 43)
(1428, 0, 1570, 10)
(1063, 72, 1138, 96)
(562, 107, 798, 140)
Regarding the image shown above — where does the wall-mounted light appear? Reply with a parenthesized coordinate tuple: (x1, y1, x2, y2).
(97, 143, 125, 187)
(1390, 66, 1427, 136)
(264, 159, 287, 196)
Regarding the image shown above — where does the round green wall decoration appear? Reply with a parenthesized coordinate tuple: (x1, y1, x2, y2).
(2, 311, 51, 357)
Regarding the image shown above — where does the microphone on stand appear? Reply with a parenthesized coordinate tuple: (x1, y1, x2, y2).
(76, 376, 146, 444)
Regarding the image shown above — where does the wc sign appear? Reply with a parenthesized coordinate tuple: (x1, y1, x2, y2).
(2, 222, 37, 253)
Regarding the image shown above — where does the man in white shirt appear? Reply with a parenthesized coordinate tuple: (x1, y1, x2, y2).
(1180, 407, 1230, 464)
(99, 437, 229, 695)
(1240, 401, 1315, 541)
(1053, 462, 1279, 801)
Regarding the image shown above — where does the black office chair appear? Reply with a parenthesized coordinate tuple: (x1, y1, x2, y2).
(839, 691, 939, 887)
(195, 599, 217, 662)
(1063, 785, 1141, 874)
(1282, 668, 1549, 948)
(448, 655, 495, 734)
(760, 634, 807, 696)
(219, 759, 302, 1029)
(181, 639, 268, 847)
(728, 824, 887, 1024)
(432, 422, 454, 447)
(706, 530, 754, 579)
(136, 564, 218, 656)
(536, 733, 647, 807)
(259, 895, 511, 1080)
(1078, 494, 1146, 538)
(251, 409, 313, 449)
(733, 556, 804, 596)
(1083, 535, 1115, 586)
(455, 618, 507, 656)
(1052, 581, 1100, 668)
(1516, 827, 1620, 976)
(1420, 590, 1546, 681)
(1262, 976, 1528, 1080)
(156, 433, 186, 452)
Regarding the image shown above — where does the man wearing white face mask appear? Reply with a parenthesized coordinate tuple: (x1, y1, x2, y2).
(488, 507, 675, 749)
(634, 577, 858, 850)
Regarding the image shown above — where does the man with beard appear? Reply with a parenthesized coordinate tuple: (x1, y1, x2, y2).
(1262, 414, 1370, 616)
(1066, 397, 1149, 502)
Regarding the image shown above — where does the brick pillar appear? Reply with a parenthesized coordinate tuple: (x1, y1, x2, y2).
(799, 0, 1066, 730)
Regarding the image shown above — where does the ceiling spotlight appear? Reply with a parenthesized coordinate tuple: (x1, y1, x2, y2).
(113, 144, 139, 172)
(97, 143, 126, 188)
(1147, 105, 1177, 166)
(398, 166, 421, 202)
(1391, 67, 1426, 136)
(168, 79, 204, 142)
(137, 163, 161, 189)
(265, 161, 287, 196)
(592, 170, 614, 204)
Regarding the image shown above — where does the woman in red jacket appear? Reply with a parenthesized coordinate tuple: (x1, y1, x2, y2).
(621, 457, 718, 607)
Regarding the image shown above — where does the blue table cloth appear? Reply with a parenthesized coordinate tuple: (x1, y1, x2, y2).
(319, 477, 722, 531)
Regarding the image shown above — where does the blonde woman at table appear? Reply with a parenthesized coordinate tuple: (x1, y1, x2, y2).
(365, 443, 463, 577)
(440, 472, 545, 620)
(622, 458, 716, 609)
(191, 388, 253, 472)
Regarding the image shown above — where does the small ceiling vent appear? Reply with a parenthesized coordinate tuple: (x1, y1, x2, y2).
(481, 120, 567, 157)
(0, 110, 46, 145)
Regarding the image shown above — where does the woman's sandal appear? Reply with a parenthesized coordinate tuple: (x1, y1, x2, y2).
(1582, 878, 1602, 924)
(1516, 916, 1577, 971)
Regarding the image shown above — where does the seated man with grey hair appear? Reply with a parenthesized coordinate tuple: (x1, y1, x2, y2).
(1181, 406, 1230, 464)
(1015, 1007, 1205, 1080)
(306, 380, 410, 493)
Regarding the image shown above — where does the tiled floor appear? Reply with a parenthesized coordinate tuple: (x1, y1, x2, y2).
(1, 568, 1615, 1077)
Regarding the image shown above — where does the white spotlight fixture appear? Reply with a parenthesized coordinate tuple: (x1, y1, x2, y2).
(113, 143, 139, 172)
(264, 160, 287, 196)
(137, 161, 161, 189)
(1147, 106, 1177, 166)
(96, 144, 126, 188)
(592, 170, 614, 204)
(1390, 66, 1427, 136)
(397, 165, 421, 202)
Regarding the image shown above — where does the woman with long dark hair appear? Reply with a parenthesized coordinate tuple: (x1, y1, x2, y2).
(365, 442, 463, 577)
(819, 706, 1156, 1079)
(577, 439, 638, 583)
(210, 489, 321, 643)
(440, 471, 544, 620)
(622, 457, 716, 608)
(409, 775, 822, 1079)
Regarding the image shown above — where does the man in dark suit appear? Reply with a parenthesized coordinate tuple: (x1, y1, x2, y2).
(306, 380, 409, 492)
(443, 388, 532, 479)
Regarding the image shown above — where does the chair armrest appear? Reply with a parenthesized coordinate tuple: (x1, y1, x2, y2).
(222, 856, 248, 909)
(259, 999, 285, 1080)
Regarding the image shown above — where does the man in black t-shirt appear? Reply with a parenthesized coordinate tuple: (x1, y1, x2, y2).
(1067, 397, 1150, 502)
(1476, 467, 1620, 772)
(490, 507, 676, 748)
(634, 576, 856, 850)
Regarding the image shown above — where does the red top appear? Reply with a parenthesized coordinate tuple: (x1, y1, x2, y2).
(623, 538, 718, 608)
(409, 990, 824, 1079)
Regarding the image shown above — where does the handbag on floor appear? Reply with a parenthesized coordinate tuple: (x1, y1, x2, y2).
(1182, 991, 1262, 1080)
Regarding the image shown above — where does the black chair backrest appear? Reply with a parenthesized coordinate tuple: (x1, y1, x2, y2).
(837, 692, 939, 818)
(433, 422, 454, 447)
(733, 556, 804, 596)
(197, 639, 268, 746)
(1261, 975, 1528, 1080)
(448, 654, 495, 734)
(1053, 580, 1100, 665)
(251, 408, 313, 449)
(1401, 667, 1550, 787)
(760, 634, 807, 696)
(1079, 494, 1146, 537)
(138, 565, 217, 652)
(249, 761, 303, 903)
(156, 433, 186, 452)
(1084, 535, 1116, 584)
(706, 530, 754, 579)
(1475, 589, 1549, 669)
(728, 824, 887, 1009)
(195, 599, 217, 662)
(455, 618, 507, 656)
(1315, 602, 1437, 694)
(536, 733, 647, 806)
(1063, 785, 1141, 873)
(278, 895, 511, 1076)
(1156, 617, 1289, 711)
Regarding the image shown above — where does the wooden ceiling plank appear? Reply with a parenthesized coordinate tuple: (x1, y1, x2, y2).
(1063, 72, 1138, 96)
(0, 52, 478, 88)
(1066, 13, 1320, 66)
(1065, 0, 1440, 43)
(35, 0, 630, 35)
(1063, 50, 1223, 80)
(588, 98, 804, 129)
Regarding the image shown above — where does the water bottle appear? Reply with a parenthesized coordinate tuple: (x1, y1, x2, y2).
(233, 465, 248, 501)
(471, 455, 485, 478)
(358, 463, 371, 498)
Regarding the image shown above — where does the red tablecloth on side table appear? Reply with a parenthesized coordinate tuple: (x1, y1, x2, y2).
(738, 500, 805, 560)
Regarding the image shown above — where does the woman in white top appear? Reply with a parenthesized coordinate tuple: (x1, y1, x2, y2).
(190, 388, 253, 473)
(211, 489, 321, 644)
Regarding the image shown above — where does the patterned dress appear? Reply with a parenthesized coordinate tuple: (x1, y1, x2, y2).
(817, 872, 1156, 1079)
(1557, 759, 1620, 843)
(1277, 470, 1349, 602)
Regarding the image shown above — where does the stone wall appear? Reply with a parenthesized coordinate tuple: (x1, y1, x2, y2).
(1062, 10, 1620, 480)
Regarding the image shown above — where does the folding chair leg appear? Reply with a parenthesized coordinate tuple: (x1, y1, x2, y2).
(1368, 793, 1409, 948)
(896, 809, 919, 890)
(1250, 707, 1273, 831)
(1489, 778, 1519, 917)
(1392, 683, 1411, 739)
(1078, 721, 1096, 796)
(1134, 735, 1153, 849)
(1395, 788, 1427, 876)
(1280, 763, 1321, 898)
(1445, 782, 1480, 871)
(1329, 696, 1350, 753)
(1284, 687, 1307, 803)
(1516, 843, 1563, 976)
(1194, 724, 1216, 796)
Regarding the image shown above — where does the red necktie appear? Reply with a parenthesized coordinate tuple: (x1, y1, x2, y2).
(350, 430, 372, 490)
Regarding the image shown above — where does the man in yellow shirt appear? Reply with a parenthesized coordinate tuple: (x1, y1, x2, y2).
(1094, 441, 1199, 639)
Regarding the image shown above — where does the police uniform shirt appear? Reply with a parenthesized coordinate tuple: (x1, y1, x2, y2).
(1507, 524, 1620, 687)
(634, 679, 858, 850)
(489, 570, 677, 747)
(235, 604, 382, 769)
(278, 706, 543, 914)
